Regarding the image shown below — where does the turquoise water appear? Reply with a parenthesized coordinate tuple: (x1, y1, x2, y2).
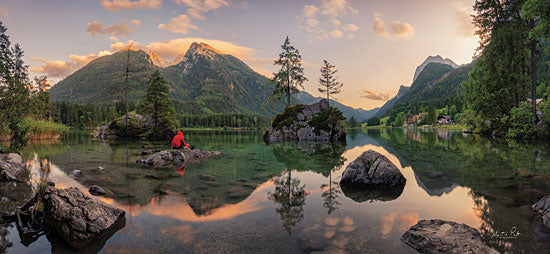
(2, 129, 550, 253)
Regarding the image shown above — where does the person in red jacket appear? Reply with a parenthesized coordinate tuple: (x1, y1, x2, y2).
(171, 131, 189, 149)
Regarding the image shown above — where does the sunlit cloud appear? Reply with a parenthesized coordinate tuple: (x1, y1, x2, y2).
(86, 20, 140, 37)
(360, 89, 392, 101)
(372, 12, 415, 41)
(172, 0, 229, 20)
(451, 0, 476, 37)
(298, 0, 359, 40)
(158, 14, 199, 34)
(391, 21, 415, 39)
(30, 51, 113, 79)
(100, 0, 162, 12)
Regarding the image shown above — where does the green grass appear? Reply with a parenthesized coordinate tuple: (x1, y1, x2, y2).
(22, 118, 69, 139)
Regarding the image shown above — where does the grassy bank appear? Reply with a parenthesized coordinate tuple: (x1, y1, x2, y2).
(1, 118, 69, 141)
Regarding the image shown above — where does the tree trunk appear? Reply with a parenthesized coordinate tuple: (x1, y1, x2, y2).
(287, 65, 291, 108)
(531, 37, 537, 124)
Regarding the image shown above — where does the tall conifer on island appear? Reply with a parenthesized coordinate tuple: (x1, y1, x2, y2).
(318, 60, 343, 107)
(141, 70, 177, 134)
(0, 21, 30, 152)
(272, 36, 307, 108)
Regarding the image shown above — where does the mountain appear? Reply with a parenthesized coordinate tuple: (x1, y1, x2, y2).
(294, 92, 379, 122)
(50, 42, 372, 119)
(413, 55, 458, 82)
(374, 85, 410, 118)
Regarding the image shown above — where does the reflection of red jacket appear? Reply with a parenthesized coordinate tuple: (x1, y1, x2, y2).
(171, 131, 189, 149)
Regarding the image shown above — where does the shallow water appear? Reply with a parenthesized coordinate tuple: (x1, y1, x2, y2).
(2, 129, 550, 253)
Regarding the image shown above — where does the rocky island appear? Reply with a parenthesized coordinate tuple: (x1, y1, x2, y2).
(264, 99, 346, 142)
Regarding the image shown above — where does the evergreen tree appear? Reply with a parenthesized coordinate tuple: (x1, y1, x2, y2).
(427, 102, 437, 125)
(318, 60, 343, 107)
(141, 70, 177, 133)
(0, 21, 30, 152)
(272, 36, 307, 108)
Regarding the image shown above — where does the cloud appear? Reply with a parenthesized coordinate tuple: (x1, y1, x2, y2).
(0, 5, 7, 17)
(298, 0, 359, 40)
(330, 30, 343, 38)
(360, 89, 392, 101)
(100, 0, 162, 12)
(391, 21, 415, 39)
(172, 0, 229, 20)
(30, 51, 113, 79)
(158, 15, 199, 34)
(302, 5, 319, 18)
(373, 16, 390, 40)
(86, 20, 140, 37)
(372, 12, 415, 40)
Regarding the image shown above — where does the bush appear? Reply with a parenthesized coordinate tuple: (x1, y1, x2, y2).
(503, 103, 536, 140)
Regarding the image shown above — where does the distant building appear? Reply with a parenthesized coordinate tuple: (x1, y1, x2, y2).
(437, 115, 451, 125)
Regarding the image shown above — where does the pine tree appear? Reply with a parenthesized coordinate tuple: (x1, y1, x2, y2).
(272, 36, 307, 108)
(318, 60, 343, 107)
(0, 21, 30, 152)
(142, 70, 177, 133)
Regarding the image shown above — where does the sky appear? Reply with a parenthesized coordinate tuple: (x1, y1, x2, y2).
(0, 0, 479, 110)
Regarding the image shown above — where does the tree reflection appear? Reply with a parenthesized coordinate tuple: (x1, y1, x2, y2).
(321, 171, 341, 214)
(268, 169, 308, 234)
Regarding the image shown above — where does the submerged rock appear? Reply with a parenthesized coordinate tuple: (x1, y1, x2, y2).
(401, 219, 498, 254)
(264, 99, 346, 142)
(340, 150, 405, 187)
(533, 195, 550, 228)
(137, 149, 220, 167)
(89, 185, 107, 196)
(42, 186, 125, 249)
(0, 153, 24, 182)
(70, 169, 82, 179)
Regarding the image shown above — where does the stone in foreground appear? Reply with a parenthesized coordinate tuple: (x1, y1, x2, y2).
(533, 195, 550, 228)
(340, 150, 405, 187)
(401, 219, 498, 254)
(136, 149, 221, 167)
(89, 185, 107, 196)
(42, 186, 125, 249)
(0, 153, 24, 182)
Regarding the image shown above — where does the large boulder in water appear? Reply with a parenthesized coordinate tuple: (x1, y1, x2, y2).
(533, 195, 550, 228)
(340, 150, 405, 187)
(42, 186, 125, 249)
(0, 153, 25, 182)
(401, 219, 498, 254)
(264, 99, 346, 142)
(137, 149, 221, 167)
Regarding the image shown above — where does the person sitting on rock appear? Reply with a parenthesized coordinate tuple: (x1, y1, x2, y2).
(171, 131, 190, 150)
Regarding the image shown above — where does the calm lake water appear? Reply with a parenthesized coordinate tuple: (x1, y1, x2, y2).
(2, 128, 550, 253)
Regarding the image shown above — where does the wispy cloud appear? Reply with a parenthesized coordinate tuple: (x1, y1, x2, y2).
(86, 20, 141, 37)
(0, 5, 7, 17)
(172, 0, 229, 20)
(372, 12, 415, 41)
(100, 0, 162, 12)
(298, 0, 359, 40)
(360, 89, 392, 101)
(30, 51, 112, 79)
(158, 14, 199, 34)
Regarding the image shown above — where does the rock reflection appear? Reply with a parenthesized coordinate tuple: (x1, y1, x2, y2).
(340, 184, 404, 203)
(270, 141, 346, 176)
(268, 169, 308, 234)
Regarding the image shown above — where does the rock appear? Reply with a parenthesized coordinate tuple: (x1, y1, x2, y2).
(137, 149, 221, 167)
(141, 149, 153, 155)
(98, 166, 105, 171)
(71, 170, 82, 179)
(95, 112, 176, 139)
(42, 187, 125, 249)
(340, 150, 406, 187)
(401, 219, 498, 254)
(0, 153, 24, 181)
(89, 185, 107, 196)
(136, 150, 173, 167)
(264, 99, 346, 142)
(47, 181, 55, 186)
(533, 195, 550, 228)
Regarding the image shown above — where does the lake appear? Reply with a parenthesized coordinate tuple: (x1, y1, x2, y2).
(2, 128, 550, 253)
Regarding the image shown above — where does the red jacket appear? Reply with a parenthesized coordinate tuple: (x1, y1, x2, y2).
(171, 131, 189, 149)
